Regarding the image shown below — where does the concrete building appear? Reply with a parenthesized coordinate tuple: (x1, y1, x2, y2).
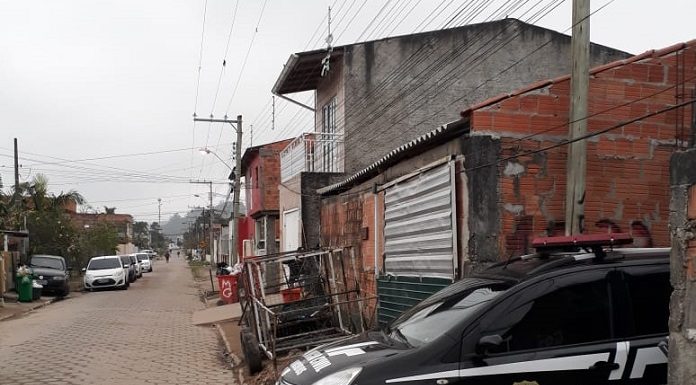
(240, 139, 293, 257)
(318, 39, 696, 325)
(274, 18, 629, 254)
(68, 212, 135, 255)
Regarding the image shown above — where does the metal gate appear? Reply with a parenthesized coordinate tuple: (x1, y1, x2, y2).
(383, 162, 457, 279)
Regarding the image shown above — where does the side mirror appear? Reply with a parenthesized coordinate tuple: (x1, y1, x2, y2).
(81, 267, 87, 273)
(476, 334, 504, 356)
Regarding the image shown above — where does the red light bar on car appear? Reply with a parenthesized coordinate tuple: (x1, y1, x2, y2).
(532, 233, 633, 249)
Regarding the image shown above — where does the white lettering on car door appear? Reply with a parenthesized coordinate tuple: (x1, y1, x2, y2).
(630, 346, 667, 379)
(609, 341, 630, 380)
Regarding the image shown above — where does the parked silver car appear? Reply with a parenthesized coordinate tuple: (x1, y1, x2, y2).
(135, 253, 152, 273)
(83, 256, 128, 291)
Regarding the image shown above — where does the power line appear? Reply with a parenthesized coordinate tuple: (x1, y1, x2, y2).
(223, 0, 269, 115)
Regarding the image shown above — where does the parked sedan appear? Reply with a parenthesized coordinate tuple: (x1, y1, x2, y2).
(29, 254, 71, 297)
(129, 254, 142, 278)
(83, 256, 128, 290)
(136, 253, 152, 273)
(120, 255, 137, 283)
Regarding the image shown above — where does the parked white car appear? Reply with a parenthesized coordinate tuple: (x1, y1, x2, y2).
(135, 253, 153, 273)
(128, 254, 143, 278)
(83, 256, 128, 291)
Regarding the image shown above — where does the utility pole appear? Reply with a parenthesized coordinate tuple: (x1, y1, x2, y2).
(565, 0, 590, 235)
(13, 138, 19, 202)
(194, 115, 242, 264)
(157, 198, 162, 228)
(190, 180, 214, 264)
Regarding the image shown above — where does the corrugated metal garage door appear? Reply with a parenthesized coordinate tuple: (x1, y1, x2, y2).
(383, 162, 456, 279)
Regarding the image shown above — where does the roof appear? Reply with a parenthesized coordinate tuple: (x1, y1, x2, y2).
(273, 18, 581, 96)
(318, 118, 470, 195)
(272, 48, 344, 94)
(240, 138, 294, 175)
(460, 39, 696, 117)
(478, 247, 670, 283)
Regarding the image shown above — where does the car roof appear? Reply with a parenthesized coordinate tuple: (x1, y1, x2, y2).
(476, 247, 670, 283)
(90, 255, 120, 260)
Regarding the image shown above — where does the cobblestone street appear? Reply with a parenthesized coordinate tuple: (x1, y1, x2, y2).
(0, 257, 235, 385)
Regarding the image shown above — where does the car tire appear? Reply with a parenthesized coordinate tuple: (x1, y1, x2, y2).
(241, 328, 263, 375)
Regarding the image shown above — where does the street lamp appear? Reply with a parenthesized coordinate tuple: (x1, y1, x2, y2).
(199, 147, 233, 171)
(194, 114, 242, 264)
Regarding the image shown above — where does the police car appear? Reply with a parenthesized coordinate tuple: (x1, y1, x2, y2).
(277, 234, 670, 385)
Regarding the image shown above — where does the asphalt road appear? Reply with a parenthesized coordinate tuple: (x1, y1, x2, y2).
(0, 257, 234, 385)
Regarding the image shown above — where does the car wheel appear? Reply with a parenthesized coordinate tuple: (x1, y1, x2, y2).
(241, 328, 263, 375)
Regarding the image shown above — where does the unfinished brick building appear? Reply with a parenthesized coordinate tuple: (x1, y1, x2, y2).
(318, 40, 696, 325)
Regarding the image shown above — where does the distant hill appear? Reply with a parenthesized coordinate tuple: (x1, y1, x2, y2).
(161, 200, 245, 237)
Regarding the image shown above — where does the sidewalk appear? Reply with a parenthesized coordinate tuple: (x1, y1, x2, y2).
(0, 291, 58, 322)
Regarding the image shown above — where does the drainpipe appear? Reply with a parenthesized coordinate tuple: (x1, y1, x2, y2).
(373, 184, 379, 276)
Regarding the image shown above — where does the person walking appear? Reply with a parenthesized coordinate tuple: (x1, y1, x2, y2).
(165, 251, 170, 263)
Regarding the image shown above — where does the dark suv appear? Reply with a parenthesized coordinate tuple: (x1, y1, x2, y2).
(29, 254, 71, 297)
(277, 234, 671, 385)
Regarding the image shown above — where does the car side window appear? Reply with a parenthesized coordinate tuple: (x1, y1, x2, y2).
(622, 268, 671, 337)
(485, 278, 611, 353)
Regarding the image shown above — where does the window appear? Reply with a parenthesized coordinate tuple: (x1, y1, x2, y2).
(321, 96, 337, 172)
(488, 279, 611, 353)
(255, 218, 266, 251)
(389, 283, 508, 348)
(624, 270, 671, 336)
(87, 258, 121, 270)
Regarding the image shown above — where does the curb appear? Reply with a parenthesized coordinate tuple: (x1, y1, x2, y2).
(0, 297, 56, 322)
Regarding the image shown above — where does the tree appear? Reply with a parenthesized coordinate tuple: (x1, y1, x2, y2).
(150, 222, 166, 251)
(79, 222, 119, 262)
(132, 221, 149, 249)
(7, 174, 84, 252)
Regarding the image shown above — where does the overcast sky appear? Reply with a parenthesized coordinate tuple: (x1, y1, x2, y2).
(1, 0, 695, 226)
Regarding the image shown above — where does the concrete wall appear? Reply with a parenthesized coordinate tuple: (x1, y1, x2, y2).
(339, 18, 630, 174)
(278, 175, 301, 253)
(668, 149, 696, 385)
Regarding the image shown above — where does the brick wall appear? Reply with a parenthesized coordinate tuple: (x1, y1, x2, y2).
(245, 139, 293, 217)
(471, 43, 696, 257)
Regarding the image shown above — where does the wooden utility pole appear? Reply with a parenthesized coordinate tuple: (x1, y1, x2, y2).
(13, 138, 19, 200)
(193, 115, 242, 264)
(565, 0, 590, 235)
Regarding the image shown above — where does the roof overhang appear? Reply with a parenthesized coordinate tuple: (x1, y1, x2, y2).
(318, 118, 471, 195)
(272, 48, 344, 95)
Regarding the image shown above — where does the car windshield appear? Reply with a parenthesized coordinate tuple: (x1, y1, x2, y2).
(388, 281, 508, 347)
(87, 258, 121, 270)
(136, 254, 149, 262)
(30, 256, 64, 270)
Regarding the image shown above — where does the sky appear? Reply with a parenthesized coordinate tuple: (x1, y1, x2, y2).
(1, 0, 695, 226)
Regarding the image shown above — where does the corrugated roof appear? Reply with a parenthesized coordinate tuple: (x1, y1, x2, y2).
(460, 39, 696, 117)
(317, 119, 470, 195)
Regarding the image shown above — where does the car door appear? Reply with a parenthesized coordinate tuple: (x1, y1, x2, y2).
(457, 269, 622, 385)
(612, 264, 670, 384)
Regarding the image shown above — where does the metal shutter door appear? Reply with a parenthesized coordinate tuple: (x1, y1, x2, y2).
(383, 162, 456, 279)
